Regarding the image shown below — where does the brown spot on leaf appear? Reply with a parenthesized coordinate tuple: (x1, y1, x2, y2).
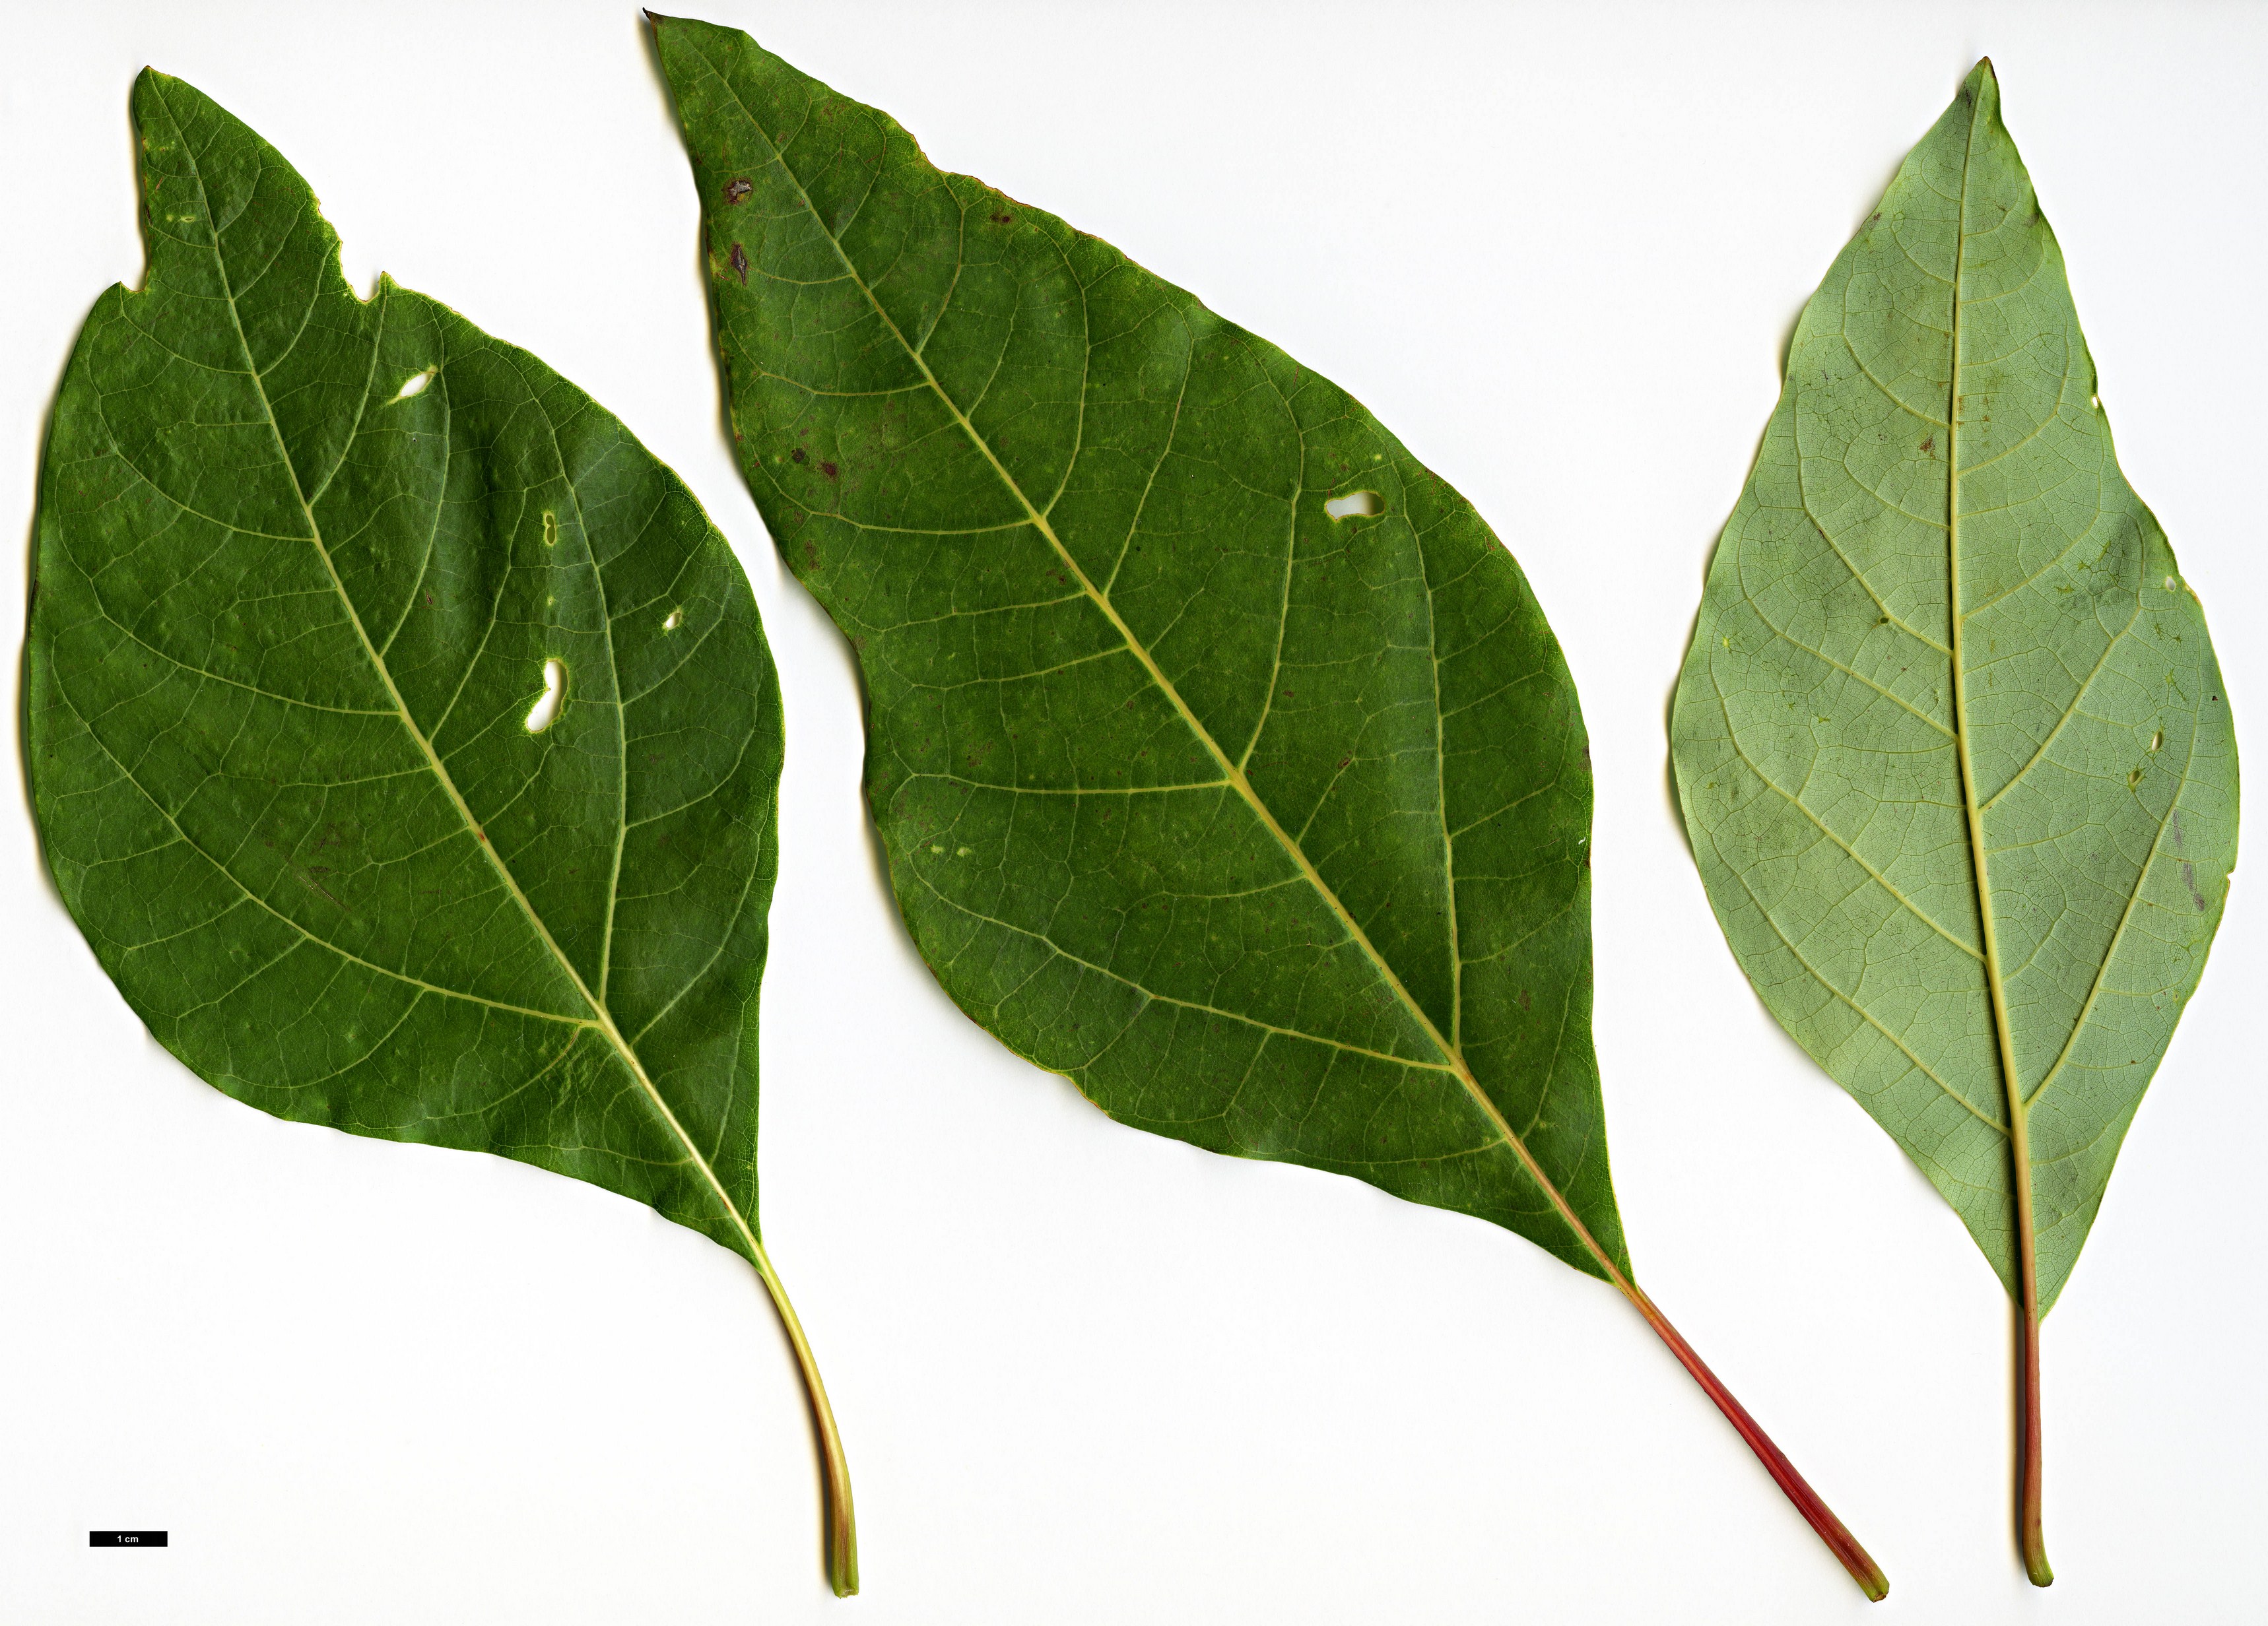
(724, 178, 752, 204)
(729, 243, 749, 284)
(989, 211, 1015, 224)
(1920, 435, 1935, 453)
(820, 461, 838, 479)
(791, 447, 807, 463)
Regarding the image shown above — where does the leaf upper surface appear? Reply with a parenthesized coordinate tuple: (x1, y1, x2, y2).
(1671, 64, 2239, 1312)
(28, 72, 786, 1264)
(655, 16, 1628, 1280)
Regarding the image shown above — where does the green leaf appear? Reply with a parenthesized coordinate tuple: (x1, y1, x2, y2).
(1670, 61, 2239, 1583)
(653, 16, 1884, 1597)
(26, 71, 855, 1594)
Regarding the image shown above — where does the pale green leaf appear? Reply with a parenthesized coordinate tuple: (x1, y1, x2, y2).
(1673, 61, 2238, 1320)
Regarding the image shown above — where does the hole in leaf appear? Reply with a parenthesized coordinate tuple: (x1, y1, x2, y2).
(663, 606, 684, 632)
(523, 659, 567, 734)
(2149, 729, 2163, 752)
(542, 511, 558, 546)
(2090, 393, 2101, 410)
(1325, 490, 1384, 519)
(393, 367, 436, 401)
(2163, 574, 2178, 591)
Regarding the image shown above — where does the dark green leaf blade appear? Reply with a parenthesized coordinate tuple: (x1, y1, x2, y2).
(654, 16, 1888, 1598)
(1670, 61, 2239, 1580)
(26, 71, 854, 1593)
(653, 15, 1621, 1282)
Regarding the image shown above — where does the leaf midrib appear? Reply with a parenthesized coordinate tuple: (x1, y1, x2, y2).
(712, 54, 1630, 1284)
(161, 83, 759, 1254)
(1944, 86, 2042, 1294)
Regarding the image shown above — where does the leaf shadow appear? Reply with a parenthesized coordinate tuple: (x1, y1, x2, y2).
(15, 304, 108, 925)
(1659, 501, 1758, 870)
(15, 481, 65, 923)
(19, 85, 164, 921)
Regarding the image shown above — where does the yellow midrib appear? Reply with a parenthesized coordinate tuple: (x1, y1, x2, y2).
(1943, 84, 2042, 1295)
(729, 64, 1632, 1286)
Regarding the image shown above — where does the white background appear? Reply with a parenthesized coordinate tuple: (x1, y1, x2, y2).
(3, 3, 2261, 1621)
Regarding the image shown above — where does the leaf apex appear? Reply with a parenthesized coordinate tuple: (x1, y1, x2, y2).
(128, 66, 170, 116)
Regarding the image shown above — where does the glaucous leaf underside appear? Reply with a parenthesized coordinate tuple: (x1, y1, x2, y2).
(1671, 63, 2238, 1313)
(28, 73, 785, 1263)
(654, 16, 1630, 1280)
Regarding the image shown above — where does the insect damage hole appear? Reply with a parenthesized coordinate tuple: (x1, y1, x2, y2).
(523, 659, 568, 734)
(1324, 490, 1384, 520)
(392, 367, 436, 402)
(662, 607, 684, 632)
